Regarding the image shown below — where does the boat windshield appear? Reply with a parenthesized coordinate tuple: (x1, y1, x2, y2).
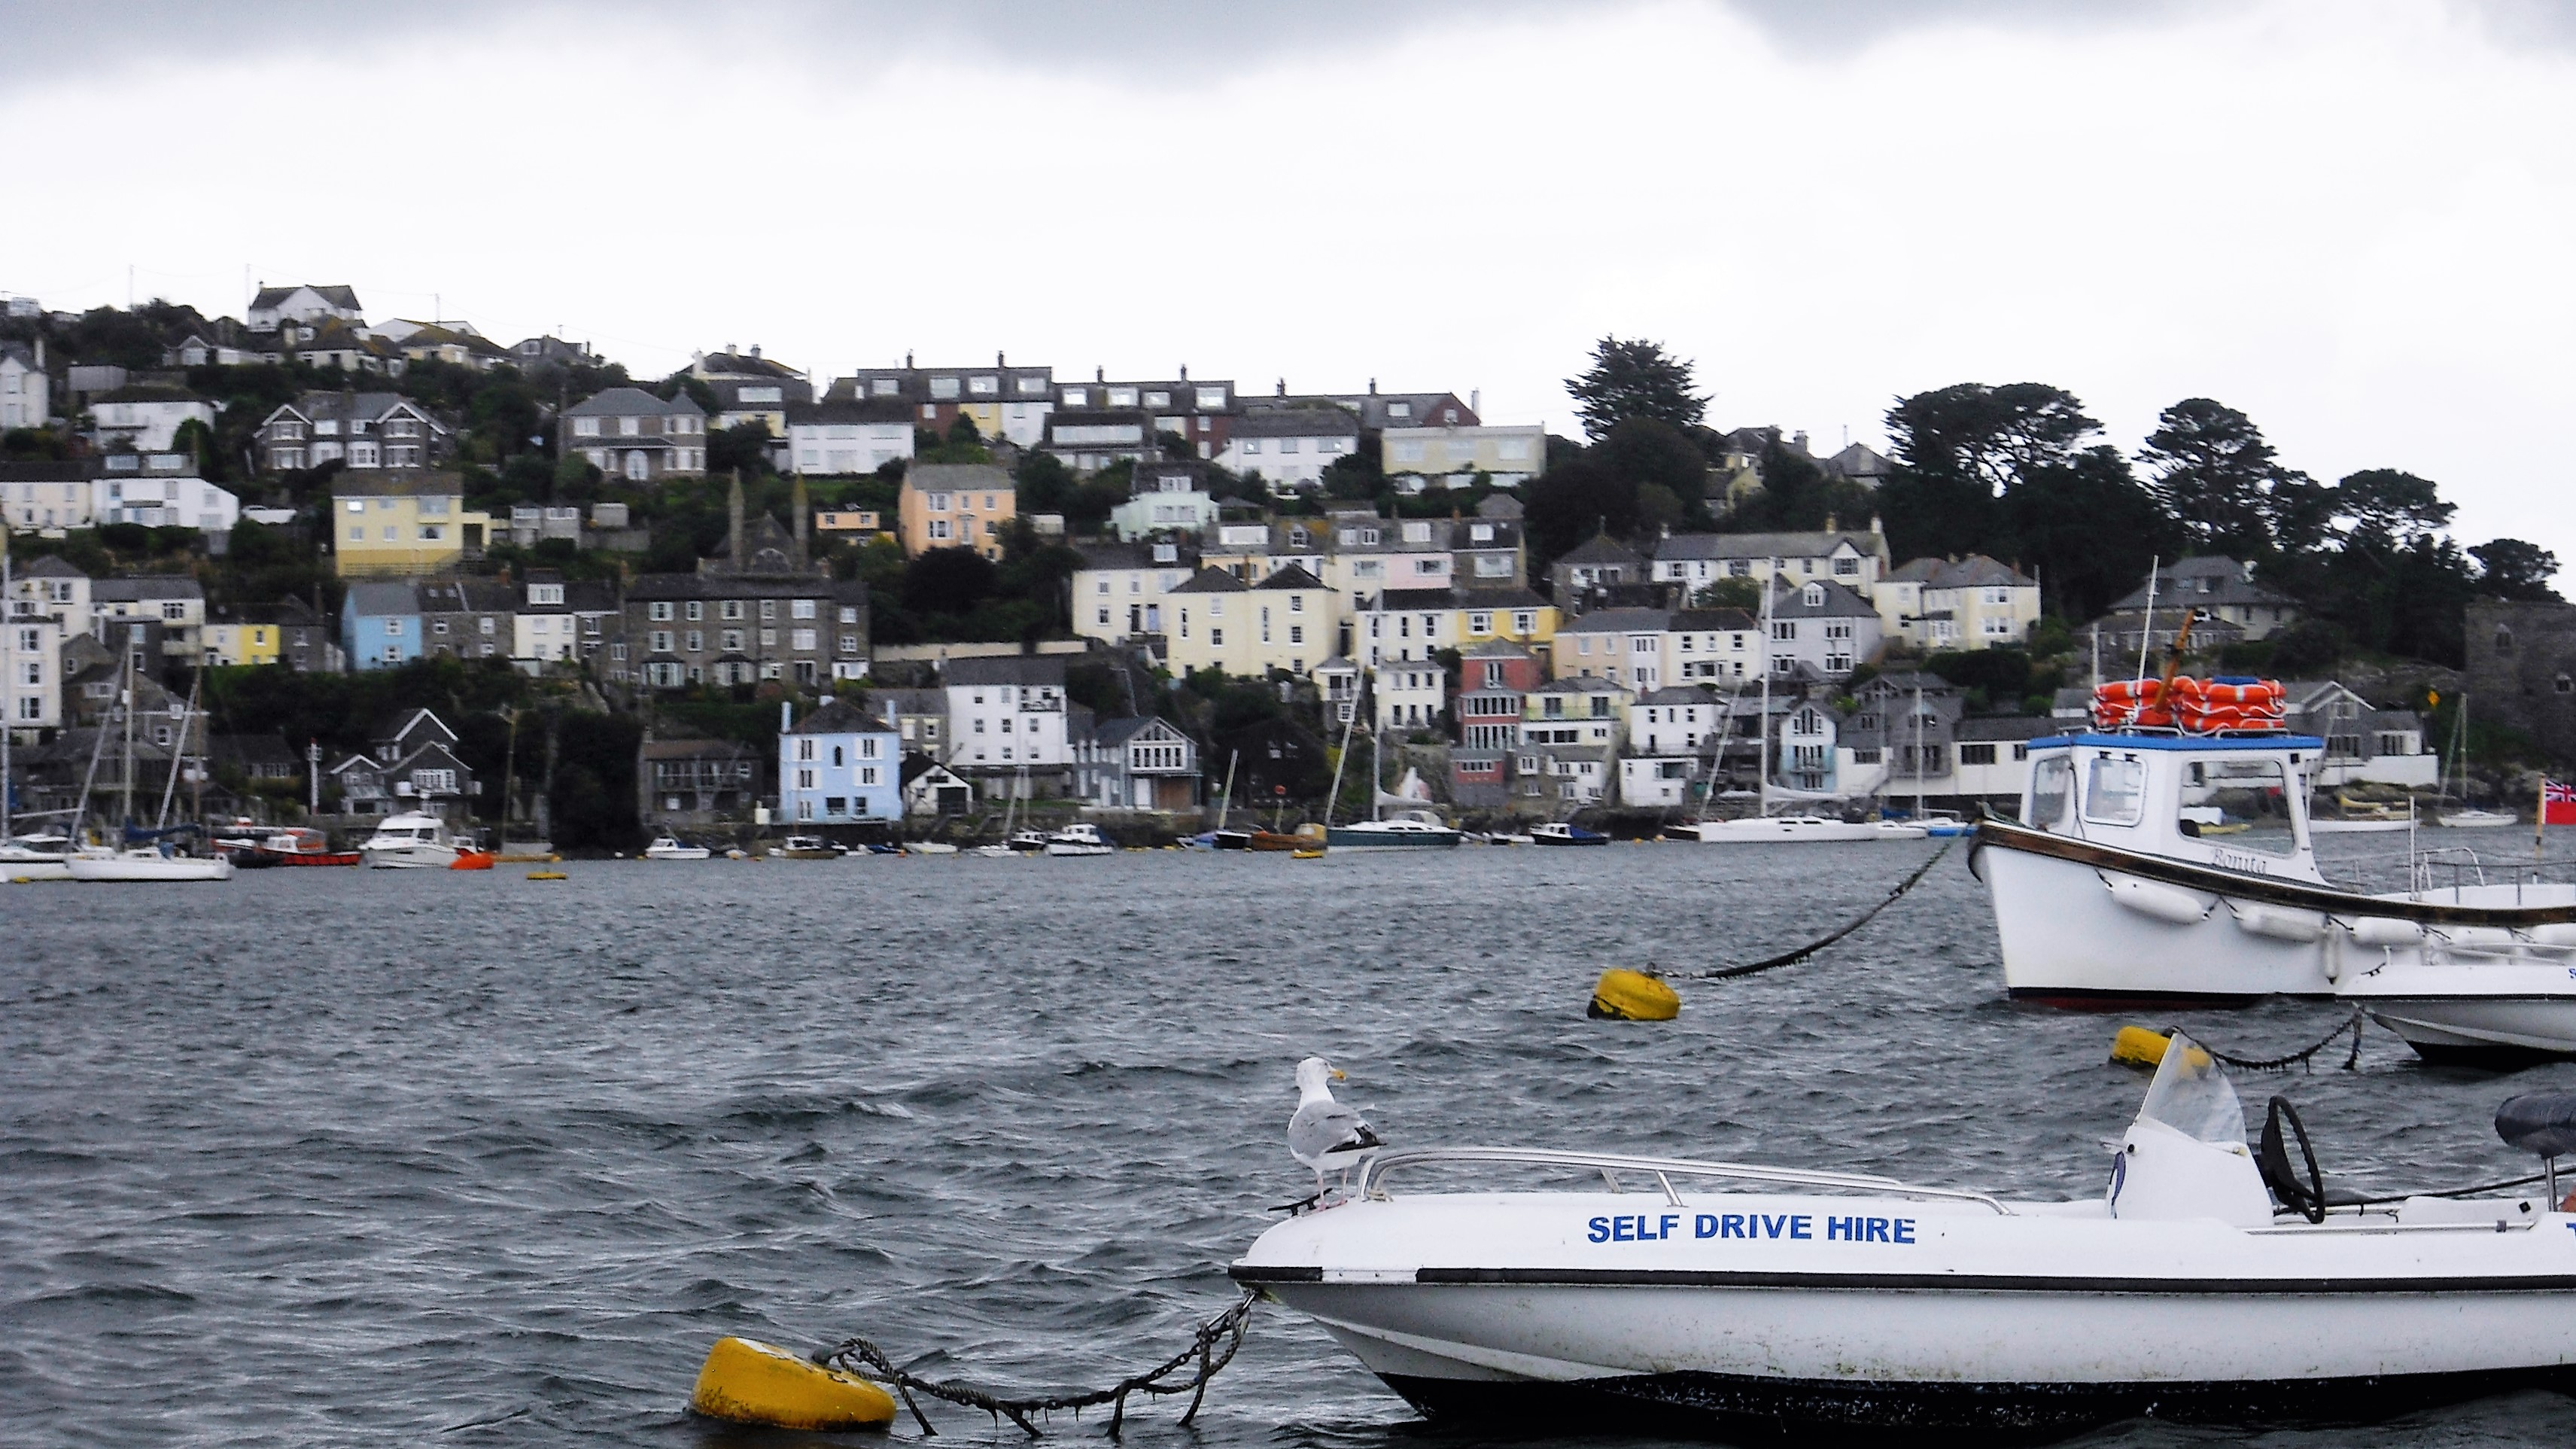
(2026, 755, 2075, 832)
(2136, 1032, 2246, 1145)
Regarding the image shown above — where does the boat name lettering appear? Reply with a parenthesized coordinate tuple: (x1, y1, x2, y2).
(1588, 1213, 1686, 1242)
(2211, 848, 2271, 875)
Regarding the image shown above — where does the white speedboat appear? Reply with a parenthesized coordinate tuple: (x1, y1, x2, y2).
(643, 836, 711, 860)
(2307, 817, 2414, 835)
(1234, 1037, 2576, 1438)
(360, 811, 464, 869)
(1326, 811, 1462, 850)
(1529, 822, 1610, 847)
(907, 840, 960, 856)
(1679, 814, 1921, 842)
(1971, 716, 2576, 1007)
(66, 845, 233, 882)
(1042, 823, 1115, 857)
(0, 832, 75, 881)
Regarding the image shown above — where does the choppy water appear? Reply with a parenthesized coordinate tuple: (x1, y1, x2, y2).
(3, 840, 2572, 1447)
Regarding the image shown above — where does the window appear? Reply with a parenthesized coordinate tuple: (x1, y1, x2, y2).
(686, 601, 704, 621)
(792, 598, 817, 619)
(1957, 743, 1997, 766)
(650, 630, 674, 653)
(759, 600, 777, 621)
(1833, 556, 1859, 577)
(792, 629, 817, 650)
(685, 630, 703, 652)
(572, 417, 600, 437)
(839, 635, 859, 653)
(2082, 755, 2146, 826)
(721, 600, 744, 621)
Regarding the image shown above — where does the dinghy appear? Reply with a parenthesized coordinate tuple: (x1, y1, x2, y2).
(1234, 1037, 2576, 1438)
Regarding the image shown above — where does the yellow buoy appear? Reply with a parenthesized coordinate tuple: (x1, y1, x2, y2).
(1589, 968, 1680, 1021)
(690, 1336, 896, 1432)
(2110, 1024, 2170, 1068)
(526, 869, 568, 881)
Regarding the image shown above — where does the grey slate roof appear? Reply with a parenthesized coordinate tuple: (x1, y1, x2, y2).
(1169, 568, 1248, 595)
(787, 699, 894, 735)
(1766, 578, 1878, 618)
(1554, 535, 1646, 567)
(1557, 607, 1672, 634)
(564, 386, 703, 419)
(91, 577, 204, 601)
(342, 580, 418, 616)
(943, 656, 1068, 687)
(1228, 408, 1359, 439)
(1887, 553, 2036, 588)
(2109, 556, 2295, 611)
(1258, 563, 1325, 591)
(1655, 530, 1883, 562)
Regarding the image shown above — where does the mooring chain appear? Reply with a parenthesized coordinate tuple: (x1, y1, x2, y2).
(2185, 1007, 2367, 1073)
(1665, 839, 1957, 982)
(817, 1288, 1258, 1438)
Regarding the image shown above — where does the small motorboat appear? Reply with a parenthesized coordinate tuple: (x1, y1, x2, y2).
(361, 811, 468, 869)
(1006, 829, 1053, 854)
(236, 827, 360, 867)
(864, 841, 906, 856)
(776, 835, 844, 860)
(1530, 822, 1610, 847)
(1235, 1037, 2576, 1439)
(1043, 823, 1115, 857)
(643, 836, 712, 861)
(447, 843, 496, 870)
(0, 832, 76, 881)
(907, 840, 959, 856)
(2438, 808, 2519, 829)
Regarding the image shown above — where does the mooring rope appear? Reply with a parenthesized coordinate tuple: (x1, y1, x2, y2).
(2185, 1008, 2367, 1073)
(816, 1288, 1258, 1438)
(1668, 839, 1957, 981)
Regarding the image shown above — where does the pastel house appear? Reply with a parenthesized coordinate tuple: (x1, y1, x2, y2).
(778, 699, 902, 823)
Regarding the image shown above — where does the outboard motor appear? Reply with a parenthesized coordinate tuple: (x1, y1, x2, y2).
(2495, 1092, 2576, 1207)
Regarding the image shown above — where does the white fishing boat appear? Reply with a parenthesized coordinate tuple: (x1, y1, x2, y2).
(643, 836, 711, 860)
(1235, 1039, 2576, 1438)
(0, 832, 75, 881)
(1042, 822, 1115, 857)
(776, 835, 844, 860)
(1972, 686, 2576, 1009)
(66, 845, 233, 882)
(907, 840, 960, 856)
(2438, 809, 2519, 830)
(360, 811, 467, 869)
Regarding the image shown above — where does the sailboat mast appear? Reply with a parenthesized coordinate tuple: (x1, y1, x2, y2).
(1, 527, 11, 839)
(1215, 751, 1236, 830)
(1757, 564, 1774, 814)
(1913, 680, 1926, 821)
(1323, 677, 1358, 829)
(120, 642, 136, 833)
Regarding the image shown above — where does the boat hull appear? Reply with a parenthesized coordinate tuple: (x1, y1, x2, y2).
(66, 853, 233, 882)
(0, 854, 72, 880)
(1043, 843, 1114, 857)
(1681, 819, 1915, 843)
(363, 844, 458, 868)
(1325, 826, 1461, 850)
(1239, 1188, 2576, 1439)
(1973, 821, 2576, 1007)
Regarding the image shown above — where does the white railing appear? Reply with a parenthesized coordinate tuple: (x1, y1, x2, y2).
(1350, 1146, 2012, 1215)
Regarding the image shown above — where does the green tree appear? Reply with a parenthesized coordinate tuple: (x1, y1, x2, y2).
(2136, 398, 2314, 560)
(1522, 458, 1638, 571)
(1880, 382, 2100, 562)
(2471, 539, 2561, 601)
(1565, 337, 1708, 441)
(1998, 446, 2180, 623)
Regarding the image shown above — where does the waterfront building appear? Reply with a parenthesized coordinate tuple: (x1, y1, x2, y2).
(1163, 565, 1335, 678)
(1071, 539, 1199, 646)
(778, 698, 902, 825)
(941, 655, 1072, 796)
(1074, 715, 1201, 811)
(640, 735, 761, 829)
(622, 476, 868, 689)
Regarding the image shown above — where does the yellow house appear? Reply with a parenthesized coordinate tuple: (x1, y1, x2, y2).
(202, 619, 282, 666)
(1455, 588, 1557, 656)
(1163, 565, 1337, 678)
(332, 473, 491, 577)
(899, 462, 1016, 560)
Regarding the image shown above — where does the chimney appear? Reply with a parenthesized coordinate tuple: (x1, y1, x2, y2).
(791, 473, 811, 568)
(1794, 431, 1808, 452)
(1276, 378, 1286, 397)
(728, 470, 747, 571)
(750, 343, 762, 359)
(1096, 364, 1106, 382)
(1826, 513, 1838, 533)
(1470, 388, 1480, 416)
(1368, 378, 1378, 395)
(1869, 513, 1883, 534)
(781, 699, 793, 735)
(727, 343, 736, 357)
(905, 350, 914, 369)
(997, 350, 1006, 367)
(33, 338, 42, 370)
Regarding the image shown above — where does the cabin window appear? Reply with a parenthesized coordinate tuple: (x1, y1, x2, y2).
(2179, 756, 2299, 855)
(2080, 755, 2145, 827)
(2027, 755, 2076, 832)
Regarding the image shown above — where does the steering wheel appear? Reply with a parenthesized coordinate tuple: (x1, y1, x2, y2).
(2258, 1095, 2326, 1224)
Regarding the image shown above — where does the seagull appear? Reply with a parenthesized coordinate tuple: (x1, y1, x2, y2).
(1288, 1057, 1383, 1196)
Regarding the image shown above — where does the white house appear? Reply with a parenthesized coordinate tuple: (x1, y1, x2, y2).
(3, 597, 65, 732)
(778, 698, 902, 824)
(1358, 587, 1459, 667)
(1109, 462, 1221, 540)
(1, 341, 50, 431)
(87, 385, 214, 452)
(92, 458, 239, 533)
(941, 656, 1072, 793)
(1218, 408, 1361, 494)
(1765, 579, 1881, 678)
(786, 397, 914, 475)
(1628, 686, 1724, 755)
(1373, 661, 1446, 733)
(2, 465, 95, 533)
(1651, 528, 1892, 601)
(1072, 540, 1200, 646)
(1619, 755, 1699, 808)
(247, 283, 363, 332)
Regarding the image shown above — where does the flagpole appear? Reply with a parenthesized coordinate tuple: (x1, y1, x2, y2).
(2539, 771, 2547, 861)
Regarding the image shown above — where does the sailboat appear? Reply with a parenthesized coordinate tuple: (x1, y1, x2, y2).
(2434, 693, 2514, 828)
(974, 771, 1026, 856)
(1327, 716, 1461, 850)
(68, 662, 232, 882)
(1676, 574, 1921, 843)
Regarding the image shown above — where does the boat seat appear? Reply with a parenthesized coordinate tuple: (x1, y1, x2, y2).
(2496, 1093, 2576, 1158)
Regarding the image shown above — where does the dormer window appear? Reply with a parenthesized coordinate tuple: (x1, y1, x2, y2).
(1803, 584, 1825, 607)
(529, 584, 564, 605)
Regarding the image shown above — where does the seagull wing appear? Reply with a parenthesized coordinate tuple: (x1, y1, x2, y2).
(1288, 1099, 1382, 1167)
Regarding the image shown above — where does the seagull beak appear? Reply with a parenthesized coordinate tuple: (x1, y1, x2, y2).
(1331, 1068, 1347, 1080)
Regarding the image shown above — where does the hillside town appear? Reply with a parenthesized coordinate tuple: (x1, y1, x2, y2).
(0, 285, 2559, 850)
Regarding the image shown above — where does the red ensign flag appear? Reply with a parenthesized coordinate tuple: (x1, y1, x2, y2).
(2547, 780, 2576, 826)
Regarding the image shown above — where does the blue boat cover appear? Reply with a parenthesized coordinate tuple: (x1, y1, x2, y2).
(2494, 1093, 2576, 1157)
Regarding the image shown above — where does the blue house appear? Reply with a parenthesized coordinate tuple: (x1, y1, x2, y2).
(779, 698, 901, 824)
(342, 580, 422, 670)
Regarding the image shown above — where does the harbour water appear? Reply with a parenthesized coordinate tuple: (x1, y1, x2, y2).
(4, 841, 2571, 1446)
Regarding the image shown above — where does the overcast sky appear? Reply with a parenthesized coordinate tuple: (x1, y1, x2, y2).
(5, 0, 2570, 574)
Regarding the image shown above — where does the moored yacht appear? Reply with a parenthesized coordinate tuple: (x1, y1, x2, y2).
(66, 843, 234, 882)
(0, 832, 75, 880)
(643, 836, 712, 860)
(1042, 822, 1115, 857)
(1235, 1039, 2576, 1438)
(1326, 811, 1462, 850)
(360, 811, 466, 869)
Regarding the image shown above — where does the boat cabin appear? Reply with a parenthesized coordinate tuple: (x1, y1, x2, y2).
(2018, 731, 2325, 884)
